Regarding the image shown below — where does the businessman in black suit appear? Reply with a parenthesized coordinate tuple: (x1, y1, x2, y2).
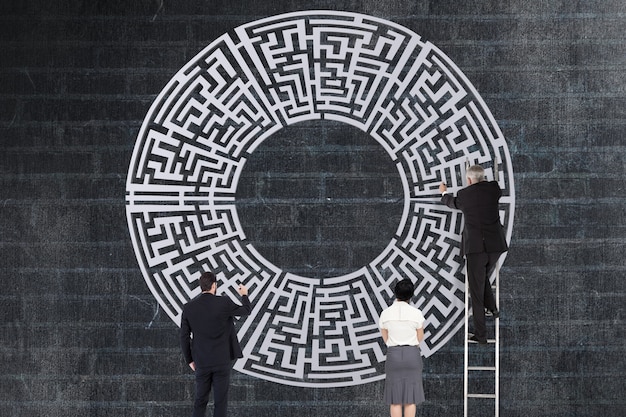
(180, 271, 252, 417)
(439, 165, 508, 344)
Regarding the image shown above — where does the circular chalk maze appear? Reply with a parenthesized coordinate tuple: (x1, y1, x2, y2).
(126, 11, 515, 387)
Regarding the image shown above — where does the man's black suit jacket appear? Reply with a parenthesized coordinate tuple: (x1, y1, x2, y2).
(441, 180, 508, 255)
(180, 292, 252, 368)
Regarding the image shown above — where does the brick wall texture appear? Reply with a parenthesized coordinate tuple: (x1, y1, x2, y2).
(1, 1, 624, 416)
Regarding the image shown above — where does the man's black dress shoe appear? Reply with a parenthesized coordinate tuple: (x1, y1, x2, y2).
(468, 334, 487, 344)
(486, 309, 500, 318)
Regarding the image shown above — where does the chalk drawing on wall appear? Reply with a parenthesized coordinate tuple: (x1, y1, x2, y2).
(125, 10, 515, 387)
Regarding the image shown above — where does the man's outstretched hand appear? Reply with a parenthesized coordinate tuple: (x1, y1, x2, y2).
(238, 284, 248, 296)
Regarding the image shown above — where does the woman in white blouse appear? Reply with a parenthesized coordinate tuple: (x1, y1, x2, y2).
(379, 278, 425, 417)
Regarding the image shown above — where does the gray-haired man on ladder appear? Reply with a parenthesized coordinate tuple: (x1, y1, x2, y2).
(439, 164, 508, 344)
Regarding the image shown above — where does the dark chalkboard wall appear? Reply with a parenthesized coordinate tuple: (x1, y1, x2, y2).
(1, 1, 624, 416)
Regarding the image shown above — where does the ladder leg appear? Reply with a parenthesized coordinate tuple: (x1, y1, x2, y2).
(463, 262, 469, 417)
(495, 262, 500, 417)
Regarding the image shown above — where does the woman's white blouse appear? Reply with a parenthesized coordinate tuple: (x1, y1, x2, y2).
(379, 301, 425, 347)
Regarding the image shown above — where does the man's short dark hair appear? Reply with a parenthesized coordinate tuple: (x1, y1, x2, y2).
(199, 271, 217, 292)
(394, 278, 415, 302)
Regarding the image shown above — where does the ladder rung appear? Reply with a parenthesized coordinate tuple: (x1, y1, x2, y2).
(470, 312, 499, 318)
(467, 393, 497, 399)
(467, 366, 496, 371)
(468, 338, 497, 344)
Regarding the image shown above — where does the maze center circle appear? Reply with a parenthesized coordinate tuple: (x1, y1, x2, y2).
(125, 10, 515, 387)
(235, 119, 404, 279)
